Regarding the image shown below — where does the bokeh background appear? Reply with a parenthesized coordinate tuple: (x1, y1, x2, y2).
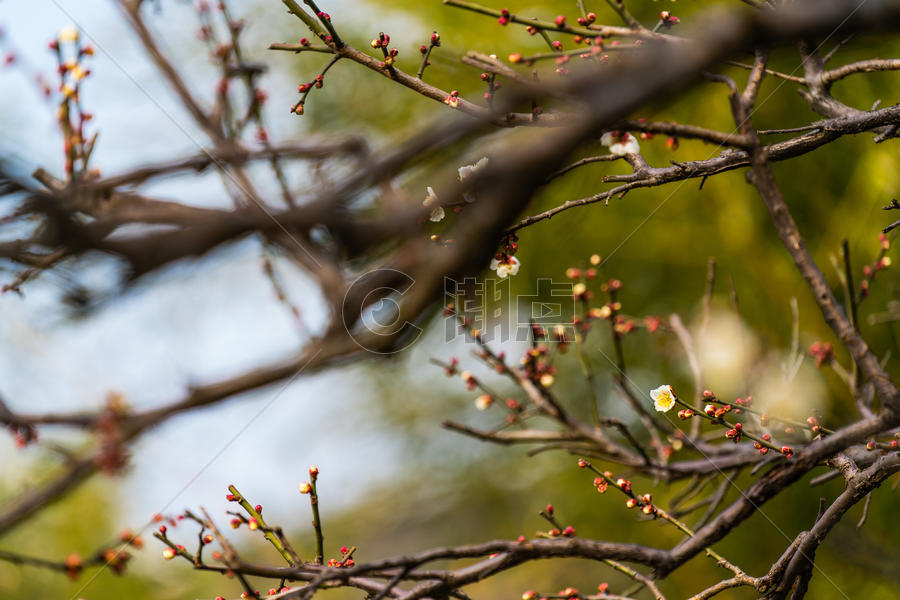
(0, 1, 898, 598)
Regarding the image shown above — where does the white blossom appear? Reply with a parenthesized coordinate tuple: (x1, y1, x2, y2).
(58, 26, 79, 43)
(475, 395, 493, 411)
(490, 256, 520, 278)
(423, 186, 444, 222)
(601, 132, 640, 156)
(458, 157, 489, 181)
(650, 385, 676, 413)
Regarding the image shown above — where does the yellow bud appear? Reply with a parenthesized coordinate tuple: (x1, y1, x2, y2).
(58, 25, 79, 43)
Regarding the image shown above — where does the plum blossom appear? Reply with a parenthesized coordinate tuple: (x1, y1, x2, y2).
(58, 26, 79, 43)
(490, 256, 520, 278)
(650, 384, 676, 413)
(458, 157, 488, 180)
(601, 131, 640, 156)
(423, 186, 444, 222)
(458, 157, 488, 202)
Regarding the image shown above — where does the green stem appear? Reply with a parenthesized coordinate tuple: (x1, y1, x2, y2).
(269, 42, 335, 53)
(228, 485, 298, 566)
(281, 0, 328, 42)
(309, 480, 325, 564)
(602, 0, 642, 29)
(302, 0, 344, 48)
(417, 39, 437, 79)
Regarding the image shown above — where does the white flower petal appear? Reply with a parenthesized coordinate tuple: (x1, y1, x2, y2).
(603, 132, 639, 156)
(650, 384, 676, 413)
(508, 256, 520, 276)
(489, 258, 500, 270)
(58, 26, 79, 43)
(458, 157, 489, 181)
(423, 186, 438, 206)
(423, 187, 444, 221)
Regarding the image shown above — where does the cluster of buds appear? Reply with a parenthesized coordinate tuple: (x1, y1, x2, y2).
(537, 504, 577, 538)
(677, 408, 694, 420)
(587, 464, 657, 515)
(753, 433, 773, 455)
(443, 89, 460, 108)
(808, 341, 834, 368)
(460, 370, 478, 390)
(704, 402, 732, 420)
(600, 278, 623, 295)
(326, 557, 356, 567)
(587, 303, 614, 322)
(660, 11, 680, 28)
(572, 281, 591, 302)
(380, 46, 399, 67)
(859, 235, 892, 298)
(50, 25, 98, 177)
(119, 529, 144, 549)
(326, 546, 355, 567)
(635, 118, 654, 140)
(420, 31, 440, 56)
(613, 315, 635, 338)
(551, 325, 571, 352)
(576, 12, 597, 26)
(521, 345, 556, 387)
(724, 422, 743, 443)
(498, 8, 511, 26)
(490, 233, 520, 277)
(806, 415, 822, 435)
(643, 315, 661, 333)
(732, 395, 753, 414)
(565, 266, 598, 281)
(102, 547, 133, 574)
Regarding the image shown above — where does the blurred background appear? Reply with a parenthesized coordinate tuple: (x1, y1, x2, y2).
(0, 0, 898, 598)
